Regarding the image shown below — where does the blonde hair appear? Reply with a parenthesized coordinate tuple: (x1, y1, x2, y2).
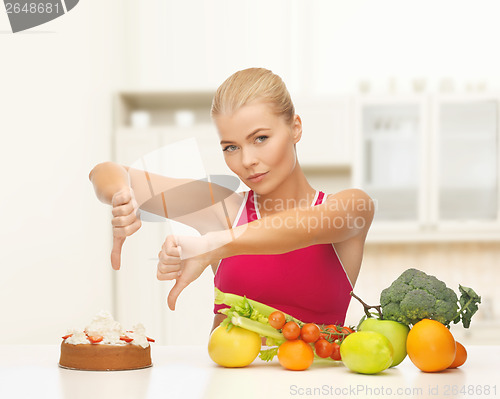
(211, 68, 295, 124)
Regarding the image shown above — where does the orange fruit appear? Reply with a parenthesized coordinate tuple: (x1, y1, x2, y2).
(406, 319, 456, 372)
(278, 340, 314, 371)
(448, 341, 467, 368)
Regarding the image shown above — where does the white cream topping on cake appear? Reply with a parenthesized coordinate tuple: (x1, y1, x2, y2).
(65, 330, 89, 345)
(63, 311, 151, 348)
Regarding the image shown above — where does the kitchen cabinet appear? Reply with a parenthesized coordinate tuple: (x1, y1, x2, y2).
(354, 94, 500, 242)
(354, 96, 425, 223)
(122, 1, 295, 89)
(431, 96, 498, 224)
(115, 91, 217, 167)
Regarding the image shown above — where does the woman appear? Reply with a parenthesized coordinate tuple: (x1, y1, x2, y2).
(89, 68, 374, 331)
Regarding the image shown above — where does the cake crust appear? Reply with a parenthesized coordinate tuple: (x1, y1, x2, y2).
(59, 342, 152, 371)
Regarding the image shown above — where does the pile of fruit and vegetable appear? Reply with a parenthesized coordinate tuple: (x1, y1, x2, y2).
(208, 268, 481, 374)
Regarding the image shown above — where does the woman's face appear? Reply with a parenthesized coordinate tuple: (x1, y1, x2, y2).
(214, 101, 302, 195)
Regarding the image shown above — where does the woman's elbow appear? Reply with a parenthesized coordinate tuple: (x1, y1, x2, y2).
(342, 188, 375, 235)
(354, 189, 375, 224)
(89, 161, 119, 181)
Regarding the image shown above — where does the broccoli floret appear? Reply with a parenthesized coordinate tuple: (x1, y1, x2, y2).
(380, 283, 408, 304)
(379, 301, 411, 325)
(380, 268, 463, 327)
(399, 289, 437, 324)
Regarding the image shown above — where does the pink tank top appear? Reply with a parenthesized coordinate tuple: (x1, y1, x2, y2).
(214, 190, 353, 325)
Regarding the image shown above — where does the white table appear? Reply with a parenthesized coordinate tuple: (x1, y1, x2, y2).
(0, 345, 498, 399)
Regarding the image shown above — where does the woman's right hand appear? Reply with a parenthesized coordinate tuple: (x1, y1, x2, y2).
(110, 187, 141, 270)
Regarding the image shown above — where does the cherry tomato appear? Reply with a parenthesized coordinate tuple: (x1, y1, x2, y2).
(268, 311, 286, 330)
(330, 342, 341, 361)
(320, 324, 342, 341)
(336, 326, 355, 343)
(319, 324, 335, 340)
(314, 339, 334, 358)
(301, 323, 320, 343)
(282, 321, 301, 340)
(341, 326, 355, 335)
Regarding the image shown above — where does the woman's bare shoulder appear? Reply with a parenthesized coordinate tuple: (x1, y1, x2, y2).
(323, 188, 374, 213)
(323, 188, 374, 234)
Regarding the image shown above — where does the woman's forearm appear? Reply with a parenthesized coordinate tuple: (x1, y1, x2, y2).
(89, 162, 130, 204)
(210, 189, 373, 260)
(212, 208, 321, 259)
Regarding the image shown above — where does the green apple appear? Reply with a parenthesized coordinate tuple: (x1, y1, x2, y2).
(358, 317, 410, 367)
(340, 331, 393, 374)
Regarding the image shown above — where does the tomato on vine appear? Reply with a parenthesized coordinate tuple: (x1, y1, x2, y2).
(330, 342, 341, 361)
(268, 311, 286, 330)
(314, 339, 334, 358)
(282, 321, 301, 340)
(300, 323, 320, 343)
(319, 325, 354, 343)
(319, 324, 342, 341)
(341, 326, 355, 335)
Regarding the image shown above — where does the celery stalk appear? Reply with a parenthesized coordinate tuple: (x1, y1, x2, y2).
(231, 315, 285, 344)
(215, 288, 278, 317)
(214, 288, 303, 326)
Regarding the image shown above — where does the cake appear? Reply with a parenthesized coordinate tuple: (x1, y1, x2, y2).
(59, 311, 154, 371)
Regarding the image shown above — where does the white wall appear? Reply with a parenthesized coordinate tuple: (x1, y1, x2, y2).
(0, 1, 124, 343)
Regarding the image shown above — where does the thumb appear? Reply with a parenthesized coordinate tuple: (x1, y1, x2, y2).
(167, 279, 189, 311)
(166, 235, 182, 258)
(111, 236, 125, 270)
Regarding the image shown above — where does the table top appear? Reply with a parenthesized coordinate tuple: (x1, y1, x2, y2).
(0, 345, 499, 399)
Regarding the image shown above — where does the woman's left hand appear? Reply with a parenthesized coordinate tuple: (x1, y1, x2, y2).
(157, 233, 220, 310)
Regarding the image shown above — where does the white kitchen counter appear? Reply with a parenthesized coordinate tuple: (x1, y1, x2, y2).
(0, 345, 498, 399)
